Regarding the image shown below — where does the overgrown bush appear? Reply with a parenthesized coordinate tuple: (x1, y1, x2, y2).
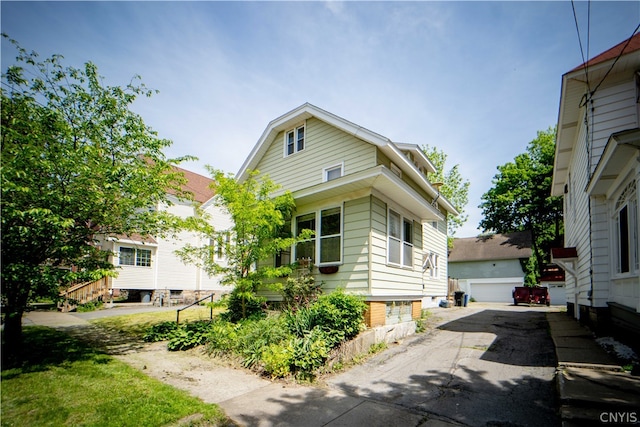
(200, 289, 367, 380)
(221, 288, 267, 322)
(309, 290, 367, 347)
(281, 274, 322, 309)
(75, 300, 103, 312)
(167, 320, 212, 351)
(143, 321, 179, 342)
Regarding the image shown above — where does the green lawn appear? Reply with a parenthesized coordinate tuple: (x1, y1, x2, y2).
(1, 326, 233, 427)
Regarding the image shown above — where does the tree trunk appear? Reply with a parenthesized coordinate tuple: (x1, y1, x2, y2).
(2, 307, 25, 363)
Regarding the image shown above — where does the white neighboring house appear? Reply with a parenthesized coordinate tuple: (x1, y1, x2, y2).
(237, 103, 459, 326)
(103, 166, 233, 303)
(551, 33, 640, 339)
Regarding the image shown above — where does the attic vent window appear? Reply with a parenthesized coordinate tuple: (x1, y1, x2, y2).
(285, 124, 305, 156)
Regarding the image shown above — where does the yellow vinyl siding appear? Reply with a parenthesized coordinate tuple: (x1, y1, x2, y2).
(254, 117, 377, 192)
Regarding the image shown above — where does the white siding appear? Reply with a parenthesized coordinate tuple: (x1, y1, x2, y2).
(565, 112, 593, 310)
(590, 80, 639, 173)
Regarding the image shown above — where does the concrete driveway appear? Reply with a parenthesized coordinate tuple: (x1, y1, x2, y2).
(324, 304, 560, 426)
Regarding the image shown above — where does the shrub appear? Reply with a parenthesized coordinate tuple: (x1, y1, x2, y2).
(310, 290, 366, 346)
(143, 321, 179, 342)
(290, 328, 330, 379)
(283, 306, 316, 337)
(167, 320, 212, 351)
(206, 320, 241, 355)
(281, 275, 322, 309)
(235, 316, 289, 368)
(75, 300, 103, 312)
(261, 343, 293, 378)
(221, 288, 266, 322)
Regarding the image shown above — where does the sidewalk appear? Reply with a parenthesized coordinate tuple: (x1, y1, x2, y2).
(547, 312, 640, 427)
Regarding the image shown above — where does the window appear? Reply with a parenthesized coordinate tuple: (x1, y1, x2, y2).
(119, 247, 135, 266)
(388, 209, 413, 268)
(285, 125, 305, 156)
(294, 207, 342, 265)
(119, 246, 152, 267)
(136, 249, 152, 267)
(324, 164, 343, 182)
(614, 180, 638, 274)
(320, 207, 341, 263)
(295, 213, 316, 263)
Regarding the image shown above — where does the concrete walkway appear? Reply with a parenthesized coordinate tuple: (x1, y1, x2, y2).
(547, 311, 640, 427)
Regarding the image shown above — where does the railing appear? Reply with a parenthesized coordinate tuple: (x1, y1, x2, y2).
(59, 276, 110, 312)
(176, 293, 215, 324)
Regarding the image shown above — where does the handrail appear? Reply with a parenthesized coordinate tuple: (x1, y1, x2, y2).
(176, 293, 215, 324)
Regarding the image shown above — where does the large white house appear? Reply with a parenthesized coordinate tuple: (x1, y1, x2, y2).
(101, 166, 232, 303)
(237, 103, 458, 326)
(551, 33, 640, 339)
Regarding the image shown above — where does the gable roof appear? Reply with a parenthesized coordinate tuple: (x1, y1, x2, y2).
(552, 32, 640, 197)
(237, 103, 458, 216)
(448, 231, 532, 262)
(171, 165, 215, 204)
(570, 32, 640, 73)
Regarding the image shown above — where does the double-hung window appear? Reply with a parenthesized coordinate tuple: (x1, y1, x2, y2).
(119, 246, 152, 267)
(286, 125, 305, 156)
(320, 207, 341, 263)
(614, 179, 638, 275)
(388, 209, 413, 268)
(295, 213, 316, 263)
(295, 207, 342, 265)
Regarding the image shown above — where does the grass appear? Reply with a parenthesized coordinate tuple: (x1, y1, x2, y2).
(1, 326, 233, 427)
(90, 306, 224, 340)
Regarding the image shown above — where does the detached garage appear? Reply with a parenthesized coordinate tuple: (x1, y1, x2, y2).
(448, 232, 532, 303)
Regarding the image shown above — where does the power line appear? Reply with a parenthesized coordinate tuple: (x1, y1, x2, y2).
(589, 21, 640, 98)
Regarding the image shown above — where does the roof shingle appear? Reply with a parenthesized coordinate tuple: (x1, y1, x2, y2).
(448, 231, 532, 262)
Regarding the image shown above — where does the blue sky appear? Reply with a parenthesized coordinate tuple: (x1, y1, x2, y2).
(2, 1, 639, 237)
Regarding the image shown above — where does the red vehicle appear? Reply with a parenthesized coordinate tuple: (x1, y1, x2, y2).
(512, 286, 550, 306)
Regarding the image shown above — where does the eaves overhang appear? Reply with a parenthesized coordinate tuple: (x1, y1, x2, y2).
(291, 166, 445, 222)
(236, 103, 459, 217)
(586, 128, 640, 197)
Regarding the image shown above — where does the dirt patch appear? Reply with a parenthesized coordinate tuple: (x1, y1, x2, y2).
(61, 323, 271, 404)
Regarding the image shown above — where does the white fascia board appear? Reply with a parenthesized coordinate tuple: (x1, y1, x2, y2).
(394, 142, 437, 174)
(237, 103, 390, 181)
(383, 143, 459, 216)
(107, 237, 159, 248)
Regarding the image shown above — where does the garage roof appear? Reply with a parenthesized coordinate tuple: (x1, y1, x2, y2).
(448, 231, 532, 262)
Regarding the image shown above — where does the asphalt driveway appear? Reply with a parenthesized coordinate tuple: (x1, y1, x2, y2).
(326, 304, 560, 426)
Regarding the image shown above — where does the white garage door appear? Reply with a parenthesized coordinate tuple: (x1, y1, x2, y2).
(470, 282, 518, 303)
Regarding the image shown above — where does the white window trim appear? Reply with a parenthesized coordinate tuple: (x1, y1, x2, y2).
(611, 177, 639, 277)
(323, 162, 344, 182)
(283, 122, 306, 157)
(387, 208, 414, 269)
(118, 245, 152, 267)
(294, 205, 343, 266)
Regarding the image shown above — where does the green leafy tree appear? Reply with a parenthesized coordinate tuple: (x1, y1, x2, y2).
(1, 36, 192, 350)
(421, 145, 470, 240)
(177, 169, 309, 320)
(478, 127, 563, 284)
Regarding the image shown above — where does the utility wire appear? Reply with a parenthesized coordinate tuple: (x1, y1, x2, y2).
(589, 21, 640, 98)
